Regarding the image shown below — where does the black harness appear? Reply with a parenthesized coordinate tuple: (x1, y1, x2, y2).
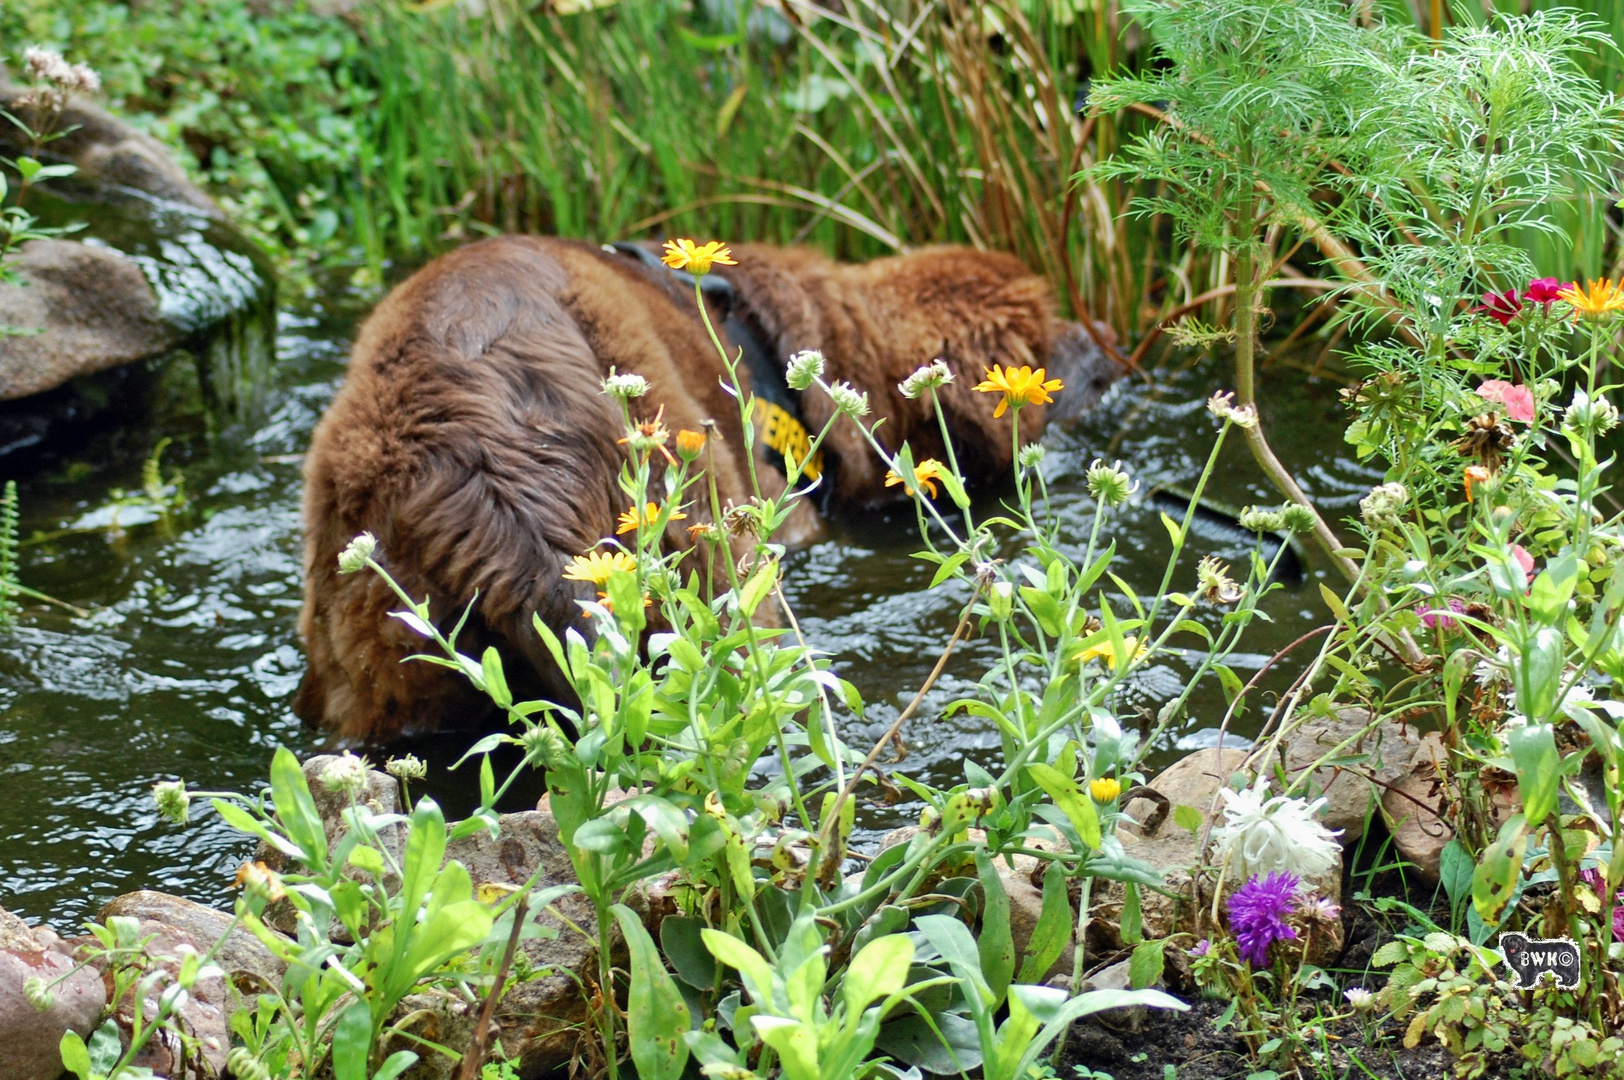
(605, 242, 827, 492)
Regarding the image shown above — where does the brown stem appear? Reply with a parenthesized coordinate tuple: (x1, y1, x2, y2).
(458, 896, 530, 1080)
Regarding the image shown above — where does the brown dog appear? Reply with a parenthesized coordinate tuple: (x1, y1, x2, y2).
(295, 237, 1119, 741)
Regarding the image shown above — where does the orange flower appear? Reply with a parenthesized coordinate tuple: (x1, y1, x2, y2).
(619, 404, 677, 466)
(661, 239, 736, 275)
(616, 502, 686, 535)
(974, 364, 1064, 418)
(1557, 278, 1624, 320)
(884, 458, 948, 499)
(676, 428, 706, 460)
(1464, 465, 1493, 500)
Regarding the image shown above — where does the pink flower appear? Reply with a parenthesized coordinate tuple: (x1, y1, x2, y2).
(1420, 597, 1466, 631)
(1477, 380, 1535, 424)
(1524, 278, 1573, 305)
(1511, 545, 1535, 579)
(1474, 289, 1522, 327)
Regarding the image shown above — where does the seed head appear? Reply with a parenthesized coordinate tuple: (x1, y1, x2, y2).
(898, 360, 953, 399)
(337, 532, 377, 575)
(1017, 443, 1047, 469)
(601, 368, 650, 401)
(522, 725, 572, 770)
(153, 780, 191, 826)
(1279, 504, 1318, 535)
(385, 754, 427, 782)
(319, 753, 370, 798)
(227, 1050, 272, 1080)
(785, 350, 825, 391)
(1564, 387, 1620, 440)
(1085, 459, 1137, 507)
(1359, 483, 1408, 528)
(827, 380, 870, 418)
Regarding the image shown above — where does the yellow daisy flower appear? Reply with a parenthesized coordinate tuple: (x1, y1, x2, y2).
(562, 550, 637, 587)
(661, 239, 737, 276)
(616, 502, 687, 535)
(1089, 776, 1122, 804)
(1075, 636, 1149, 671)
(883, 458, 948, 499)
(974, 364, 1064, 418)
(1557, 278, 1624, 320)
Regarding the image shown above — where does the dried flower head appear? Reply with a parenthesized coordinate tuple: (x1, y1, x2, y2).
(385, 754, 427, 781)
(337, 532, 377, 575)
(1227, 871, 1301, 967)
(1212, 785, 1341, 880)
(660, 239, 736, 275)
(974, 364, 1062, 418)
(899, 360, 953, 399)
(1359, 482, 1408, 528)
(1085, 460, 1137, 507)
(153, 780, 191, 826)
(619, 404, 676, 465)
(1196, 556, 1242, 605)
(827, 380, 870, 418)
(601, 368, 650, 401)
(319, 753, 371, 797)
(1206, 390, 1258, 429)
(785, 350, 825, 390)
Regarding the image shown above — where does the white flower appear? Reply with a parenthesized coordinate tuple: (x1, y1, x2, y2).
(319, 753, 370, 797)
(1211, 784, 1342, 880)
(23, 47, 72, 86)
(827, 380, 870, 418)
(785, 350, 825, 391)
(1473, 645, 1511, 688)
(601, 368, 649, 400)
(1563, 386, 1620, 440)
(1344, 986, 1374, 1010)
(898, 360, 953, 399)
(68, 63, 100, 95)
(1207, 390, 1258, 429)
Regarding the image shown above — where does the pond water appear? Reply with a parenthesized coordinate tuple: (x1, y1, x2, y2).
(0, 303, 1381, 926)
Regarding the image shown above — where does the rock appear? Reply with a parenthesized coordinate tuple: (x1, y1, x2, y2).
(107, 918, 231, 1077)
(1270, 709, 1420, 841)
(1076, 958, 1164, 1029)
(1381, 731, 1469, 882)
(382, 991, 477, 1080)
(98, 891, 286, 992)
(1122, 747, 1251, 839)
(0, 81, 275, 457)
(0, 907, 105, 1080)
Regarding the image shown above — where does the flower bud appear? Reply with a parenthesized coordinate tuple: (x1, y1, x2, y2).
(898, 360, 953, 399)
(228, 1049, 272, 1080)
(785, 350, 825, 391)
(153, 780, 191, 826)
(337, 531, 377, 575)
(1359, 482, 1408, 528)
(23, 977, 54, 1011)
(987, 581, 1014, 621)
(1085, 460, 1137, 507)
(319, 753, 370, 797)
(1237, 506, 1284, 533)
(676, 429, 706, 461)
(601, 368, 650, 401)
(522, 725, 572, 770)
(827, 380, 871, 418)
(1017, 443, 1046, 469)
(1280, 504, 1318, 535)
(385, 754, 427, 781)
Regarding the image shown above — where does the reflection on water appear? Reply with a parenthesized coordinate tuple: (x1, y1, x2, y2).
(0, 310, 1381, 924)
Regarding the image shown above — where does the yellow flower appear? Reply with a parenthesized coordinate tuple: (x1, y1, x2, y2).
(616, 502, 687, 535)
(661, 239, 737, 275)
(884, 458, 948, 498)
(676, 428, 707, 460)
(1075, 636, 1149, 671)
(1557, 278, 1624, 320)
(1089, 776, 1123, 804)
(974, 364, 1064, 418)
(562, 550, 637, 587)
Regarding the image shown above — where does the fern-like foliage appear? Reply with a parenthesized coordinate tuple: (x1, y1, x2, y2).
(0, 480, 20, 629)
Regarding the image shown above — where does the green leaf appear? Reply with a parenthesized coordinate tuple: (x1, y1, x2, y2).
(739, 559, 779, 618)
(58, 1032, 91, 1080)
(613, 905, 691, 1080)
(331, 1000, 373, 1080)
(480, 647, 511, 708)
(974, 849, 1015, 1005)
(1173, 804, 1203, 837)
(702, 928, 776, 1005)
(1508, 723, 1559, 825)
(915, 914, 994, 1012)
(1119, 882, 1143, 945)
(1160, 511, 1184, 547)
(660, 915, 718, 989)
(1016, 860, 1071, 983)
(1472, 815, 1528, 926)
(1318, 582, 1350, 623)
(1129, 938, 1168, 989)
(843, 934, 914, 1016)
(269, 746, 328, 868)
(1025, 763, 1102, 850)
(374, 1052, 421, 1080)
(1438, 839, 1473, 920)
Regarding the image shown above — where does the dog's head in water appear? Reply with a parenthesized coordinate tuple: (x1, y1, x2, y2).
(1043, 318, 1125, 424)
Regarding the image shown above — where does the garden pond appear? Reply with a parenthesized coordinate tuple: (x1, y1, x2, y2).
(0, 306, 1381, 925)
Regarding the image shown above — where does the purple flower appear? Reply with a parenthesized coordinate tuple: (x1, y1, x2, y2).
(1579, 868, 1624, 943)
(1188, 939, 1212, 958)
(1228, 871, 1300, 967)
(1420, 596, 1466, 632)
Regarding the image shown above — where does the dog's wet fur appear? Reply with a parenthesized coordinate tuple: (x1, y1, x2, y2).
(296, 238, 1121, 741)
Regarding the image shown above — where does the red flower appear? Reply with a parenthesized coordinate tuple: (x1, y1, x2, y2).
(1474, 289, 1522, 327)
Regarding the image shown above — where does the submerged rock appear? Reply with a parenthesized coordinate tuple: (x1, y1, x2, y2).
(0, 906, 105, 1080)
(0, 83, 275, 459)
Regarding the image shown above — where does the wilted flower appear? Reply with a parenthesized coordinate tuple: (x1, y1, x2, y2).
(1188, 939, 1212, 958)
(899, 360, 953, 399)
(1359, 482, 1408, 528)
(234, 861, 287, 904)
(619, 404, 676, 465)
(1238, 506, 1285, 533)
(884, 458, 946, 499)
(1085, 460, 1137, 507)
(974, 364, 1063, 418)
(601, 368, 650, 400)
(1473, 645, 1512, 688)
(563, 550, 637, 587)
(1206, 390, 1258, 429)
(617, 502, 686, 535)
(153, 780, 191, 826)
(1454, 413, 1516, 470)
(1212, 785, 1341, 880)
(827, 380, 870, 418)
(1017, 443, 1047, 469)
(1344, 986, 1375, 1010)
(1297, 893, 1341, 924)
(1196, 556, 1242, 605)
(1563, 387, 1620, 440)
(337, 532, 377, 575)
(1558, 278, 1624, 320)
(676, 428, 707, 460)
(22, 977, 54, 1012)
(1419, 596, 1466, 632)
(660, 239, 736, 275)
(1227, 871, 1301, 967)
(1476, 380, 1535, 424)
(785, 350, 825, 390)
(319, 753, 370, 797)
(385, 754, 427, 781)
(1089, 776, 1123, 803)
(1279, 504, 1318, 536)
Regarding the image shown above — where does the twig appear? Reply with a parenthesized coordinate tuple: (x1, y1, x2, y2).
(458, 895, 530, 1080)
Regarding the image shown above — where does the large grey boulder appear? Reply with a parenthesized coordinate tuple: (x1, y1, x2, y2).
(0, 906, 105, 1080)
